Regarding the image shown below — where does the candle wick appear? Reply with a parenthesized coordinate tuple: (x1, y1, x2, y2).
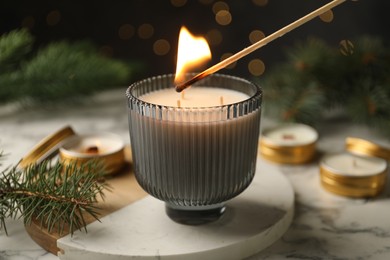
(353, 159, 357, 167)
(220, 96, 224, 106)
(177, 99, 181, 108)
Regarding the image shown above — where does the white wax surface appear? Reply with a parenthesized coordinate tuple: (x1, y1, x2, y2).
(321, 153, 387, 176)
(262, 123, 318, 146)
(60, 133, 124, 157)
(139, 87, 250, 107)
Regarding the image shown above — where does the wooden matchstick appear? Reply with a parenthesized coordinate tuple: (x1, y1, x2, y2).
(175, 0, 347, 92)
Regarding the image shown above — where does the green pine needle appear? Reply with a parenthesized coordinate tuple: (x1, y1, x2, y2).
(0, 28, 33, 73)
(0, 160, 108, 236)
(0, 29, 141, 105)
(259, 35, 390, 137)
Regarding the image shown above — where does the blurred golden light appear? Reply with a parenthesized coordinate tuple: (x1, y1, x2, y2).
(249, 30, 265, 44)
(198, 0, 214, 5)
(171, 0, 187, 7)
(319, 10, 334, 23)
(46, 10, 61, 26)
(138, 23, 154, 39)
(248, 59, 265, 76)
(220, 53, 236, 69)
(212, 1, 230, 14)
(153, 39, 171, 56)
(339, 39, 354, 56)
(206, 29, 223, 46)
(22, 16, 35, 29)
(252, 0, 268, 7)
(118, 24, 135, 40)
(215, 10, 232, 26)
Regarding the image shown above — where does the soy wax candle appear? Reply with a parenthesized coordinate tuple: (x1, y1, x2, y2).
(260, 123, 318, 164)
(320, 137, 389, 198)
(59, 133, 125, 175)
(126, 73, 262, 225)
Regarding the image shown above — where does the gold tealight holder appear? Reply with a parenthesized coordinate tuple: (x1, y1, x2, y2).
(320, 137, 389, 198)
(260, 123, 318, 164)
(59, 133, 125, 175)
(20, 126, 125, 175)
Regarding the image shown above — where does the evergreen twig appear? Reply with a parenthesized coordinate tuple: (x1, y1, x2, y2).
(0, 160, 107, 236)
(260, 35, 390, 137)
(0, 29, 141, 105)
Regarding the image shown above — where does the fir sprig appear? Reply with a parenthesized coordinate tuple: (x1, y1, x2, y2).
(260, 35, 390, 137)
(0, 160, 107, 236)
(0, 29, 141, 104)
(0, 29, 33, 73)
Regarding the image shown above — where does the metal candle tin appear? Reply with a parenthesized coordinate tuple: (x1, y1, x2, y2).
(260, 123, 318, 164)
(20, 125, 125, 175)
(320, 137, 389, 198)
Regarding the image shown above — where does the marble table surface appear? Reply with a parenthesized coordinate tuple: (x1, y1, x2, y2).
(1, 89, 390, 260)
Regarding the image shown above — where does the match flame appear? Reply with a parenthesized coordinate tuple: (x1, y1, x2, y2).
(175, 26, 211, 84)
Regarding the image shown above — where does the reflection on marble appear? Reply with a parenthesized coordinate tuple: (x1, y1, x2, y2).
(1, 89, 390, 260)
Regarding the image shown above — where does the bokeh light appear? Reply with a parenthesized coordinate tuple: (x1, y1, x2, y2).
(215, 10, 232, 26)
(118, 24, 135, 40)
(319, 10, 334, 23)
(339, 39, 354, 56)
(248, 59, 265, 76)
(206, 29, 223, 46)
(220, 53, 237, 69)
(249, 30, 265, 44)
(171, 0, 187, 7)
(153, 39, 171, 56)
(252, 0, 268, 7)
(138, 23, 154, 39)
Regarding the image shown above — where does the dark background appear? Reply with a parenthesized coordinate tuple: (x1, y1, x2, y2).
(1, 0, 389, 80)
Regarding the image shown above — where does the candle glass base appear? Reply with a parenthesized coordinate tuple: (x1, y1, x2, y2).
(165, 203, 226, 225)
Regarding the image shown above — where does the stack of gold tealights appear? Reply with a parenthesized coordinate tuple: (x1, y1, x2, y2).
(320, 137, 389, 198)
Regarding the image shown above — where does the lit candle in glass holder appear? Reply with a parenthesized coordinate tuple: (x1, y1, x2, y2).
(126, 27, 262, 225)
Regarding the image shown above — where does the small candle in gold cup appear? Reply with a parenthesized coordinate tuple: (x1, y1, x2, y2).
(320, 152, 387, 198)
(260, 123, 318, 164)
(320, 137, 389, 198)
(59, 133, 125, 175)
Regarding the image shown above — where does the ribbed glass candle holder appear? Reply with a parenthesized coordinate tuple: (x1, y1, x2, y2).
(126, 73, 262, 224)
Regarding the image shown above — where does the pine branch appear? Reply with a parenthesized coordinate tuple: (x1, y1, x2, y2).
(21, 41, 132, 103)
(0, 28, 33, 73)
(0, 29, 142, 105)
(0, 160, 108, 236)
(259, 35, 390, 137)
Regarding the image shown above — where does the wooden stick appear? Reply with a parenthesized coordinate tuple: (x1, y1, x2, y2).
(175, 0, 347, 92)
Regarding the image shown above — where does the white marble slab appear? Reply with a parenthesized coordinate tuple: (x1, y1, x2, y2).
(57, 158, 294, 260)
(1, 89, 390, 260)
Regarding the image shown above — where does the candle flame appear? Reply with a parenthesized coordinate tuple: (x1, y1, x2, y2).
(175, 26, 211, 84)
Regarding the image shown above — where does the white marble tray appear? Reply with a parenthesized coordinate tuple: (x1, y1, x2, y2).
(57, 158, 294, 260)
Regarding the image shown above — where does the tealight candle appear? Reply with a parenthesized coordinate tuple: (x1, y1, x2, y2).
(59, 133, 125, 175)
(260, 123, 318, 164)
(320, 152, 387, 197)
